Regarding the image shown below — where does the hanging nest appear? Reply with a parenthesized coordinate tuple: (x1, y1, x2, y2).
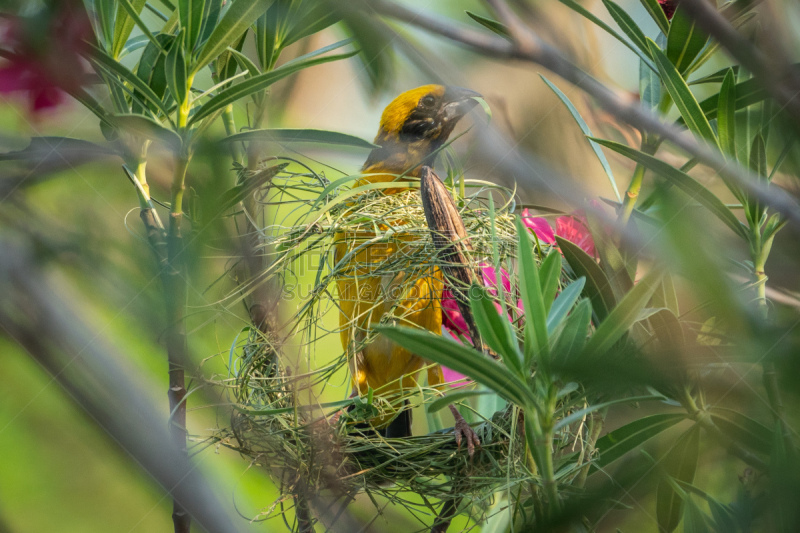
(213, 159, 569, 523)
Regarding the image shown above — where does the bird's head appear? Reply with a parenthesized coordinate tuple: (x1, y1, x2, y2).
(363, 84, 481, 175)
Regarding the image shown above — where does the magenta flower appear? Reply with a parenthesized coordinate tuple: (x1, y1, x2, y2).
(0, 2, 91, 113)
(658, 0, 677, 20)
(521, 208, 596, 257)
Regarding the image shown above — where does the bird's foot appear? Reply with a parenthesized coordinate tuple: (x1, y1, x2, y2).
(449, 404, 480, 457)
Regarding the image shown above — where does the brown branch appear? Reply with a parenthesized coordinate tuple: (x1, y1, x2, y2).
(368, 0, 800, 230)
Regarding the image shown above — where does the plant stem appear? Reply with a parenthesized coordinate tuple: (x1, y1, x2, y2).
(575, 410, 605, 489)
(166, 153, 191, 533)
(679, 386, 767, 471)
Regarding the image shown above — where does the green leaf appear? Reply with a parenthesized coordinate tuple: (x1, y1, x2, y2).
(717, 69, 737, 160)
(539, 248, 562, 314)
(683, 495, 711, 533)
(192, 0, 273, 74)
(94, 0, 116, 50)
(375, 326, 536, 408)
(221, 128, 376, 149)
(179, 0, 205, 51)
(552, 299, 591, 358)
(648, 40, 719, 148)
(657, 426, 701, 533)
(470, 285, 523, 377)
(134, 33, 174, 115)
(557, 0, 656, 72)
(165, 30, 188, 106)
(639, 0, 670, 36)
(591, 414, 687, 474)
(112, 0, 150, 58)
(557, 236, 616, 322)
(747, 133, 767, 226)
(465, 11, 510, 39)
(602, 0, 650, 56)
(427, 390, 493, 414)
(191, 45, 356, 125)
(666, 6, 708, 75)
(640, 56, 661, 111)
(516, 217, 549, 365)
(709, 408, 772, 455)
(591, 139, 747, 238)
(198, 0, 223, 49)
(111, 114, 182, 149)
(697, 77, 767, 121)
(540, 75, 620, 201)
(89, 45, 172, 120)
(584, 267, 663, 357)
(650, 272, 679, 316)
(649, 308, 684, 350)
(554, 395, 664, 431)
(689, 65, 740, 85)
(547, 278, 585, 335)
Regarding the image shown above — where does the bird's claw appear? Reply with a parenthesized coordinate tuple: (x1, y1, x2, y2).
(450, 405, 480, 457)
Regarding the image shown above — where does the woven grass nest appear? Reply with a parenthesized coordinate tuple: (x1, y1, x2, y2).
(217, 160, 556, 518)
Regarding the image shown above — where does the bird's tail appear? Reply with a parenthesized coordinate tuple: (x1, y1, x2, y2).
(381, 402, 412, 438)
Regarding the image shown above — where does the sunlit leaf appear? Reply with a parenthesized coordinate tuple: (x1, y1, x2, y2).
(470, 285, 523, 377)
(667, 6, 708, 75)
(584, 267, 663, 357)
(547, 277, 585, 335)
(539, 248, 562, 314)
(466, 11, 510, 39)
(375, 326, 536, 408)
(639, 0, 670, 35)
(516, 217, 548, 366)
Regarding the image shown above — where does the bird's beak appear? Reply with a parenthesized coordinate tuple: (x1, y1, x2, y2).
(442, 86, 482, 124)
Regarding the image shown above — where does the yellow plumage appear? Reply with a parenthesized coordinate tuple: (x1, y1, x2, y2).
(334, 84, 478, 431)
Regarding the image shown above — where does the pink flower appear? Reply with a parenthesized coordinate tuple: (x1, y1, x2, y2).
(441, 264, 518, 386)
(658, 0, 677, 20)
(0, 2, 91, 113)
(521, 208, 596, 258)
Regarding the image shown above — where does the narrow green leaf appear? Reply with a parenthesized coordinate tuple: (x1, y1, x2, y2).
(465, 11, 511, 39)
(557, 0, 657, 72)
(165, 30, 188, 107)
(674, 481, 738, 533)
(112, 0, 149, 58)
(639, 0, 670, 35)
(552, 298, 591, 359)
(666, 6, 708, 74)
(648, 40, 719, 148)
(427, 390, 493, 414)
(547, 278, 585, 335)
(657, 426, 701, 533)
(89, 45, 172, 119)
(557, 236, 616, 322)
(709, 408, 772, 455)
(717, 69, 737, 160)
(591, 414, 687, 474)
(516, 217, 549, 364)
(640, 56, 661, 111)
(375, 326, 536, 408)
(748, 133, 767, 226)
(683, 495, 711, 533)
(470, 285, 523, 377)
(221, 128, 376, 149)
(584, 267, 663, 356)
(697, 77, 767, 121)
(602, 0, 649, 56)
(688, 65, 740, 85)
(540, 75, 620, 201)
(539, 248, 562, 314)
(111, 114, 182, 149)
(554, 395, 664, 431)
(191, 47, 356, 125)
(134, 34, 174, 115)
(193, 0, 273, 74)
(649, 308, 684, 350)
(179, 0, 205, 51)
(95, 0, 116, 50)
(592, 139, 747, 238)
(198, 0, 223, 49)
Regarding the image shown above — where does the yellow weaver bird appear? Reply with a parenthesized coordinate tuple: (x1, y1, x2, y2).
(335, 85, 481, 451)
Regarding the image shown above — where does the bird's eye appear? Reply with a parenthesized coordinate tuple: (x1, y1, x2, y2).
(420, 95, 436, 107)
